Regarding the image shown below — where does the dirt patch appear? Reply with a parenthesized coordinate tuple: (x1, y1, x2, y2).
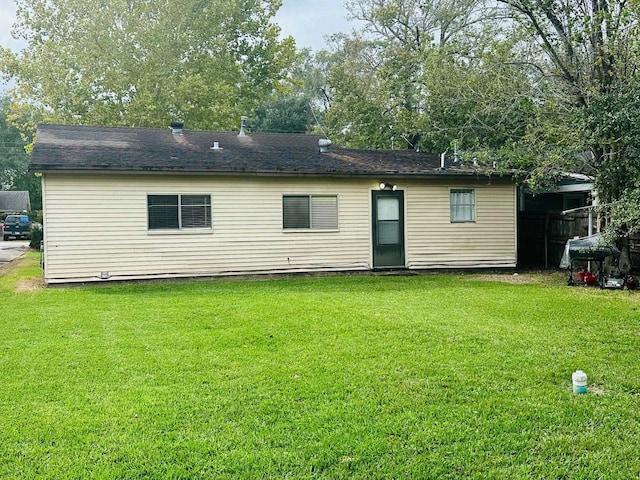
(15, 276, 45, 292)
(0, 257, 23, 275)
(476, 271, 566, 285)
(588, 385, 607, 396)
(0, 255, 45, 291)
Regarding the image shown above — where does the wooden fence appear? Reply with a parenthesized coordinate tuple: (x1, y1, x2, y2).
(621, 234, 640, 274)
(518, 212, 640, 272)
(518, 212, 590, 269)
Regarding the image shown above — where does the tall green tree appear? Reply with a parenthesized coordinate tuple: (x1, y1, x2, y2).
(583, 84, 640, 239)
(252, 95, 310, 133)
(250, 49, 330, 133)
(328, 0, 640, 240)
(497, 0, 638, 105)
(0, 96, 40, 211)
(325, 0, 536, 152)
(1, 0, 296, 130)
(323, 34, 397, 148)
(497, 0, 640, 239)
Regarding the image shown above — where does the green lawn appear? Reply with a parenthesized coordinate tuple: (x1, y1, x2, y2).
(1, 254, 639, 479)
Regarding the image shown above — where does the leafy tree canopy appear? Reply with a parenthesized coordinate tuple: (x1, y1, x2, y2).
(250, 48, 331, 133)
(495, 0, 640, 239)
(324, 0, 537, 152)
(0, 96, 40, 211)
(322, 0, 640, 239)
(1, 0, 296, 130)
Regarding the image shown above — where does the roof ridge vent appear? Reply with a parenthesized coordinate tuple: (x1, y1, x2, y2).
(170, 121, 184, 135)
(319, 138, 332, 153)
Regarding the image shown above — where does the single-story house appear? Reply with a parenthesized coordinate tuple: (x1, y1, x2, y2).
(0, 190, 31, 214)
(30, 123, 518, 284)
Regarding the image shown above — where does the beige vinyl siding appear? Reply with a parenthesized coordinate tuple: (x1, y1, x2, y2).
(404, 178, 516, 269)
(41, 173, 517, 283)
(41, 174, 372, 283)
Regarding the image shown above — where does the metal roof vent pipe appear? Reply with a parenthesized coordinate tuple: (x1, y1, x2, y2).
(238, 116, 248, 137)
(318, 138, 332, 153)
(170, 121, 184, 135)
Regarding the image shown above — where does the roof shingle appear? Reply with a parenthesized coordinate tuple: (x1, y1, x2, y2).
(0, 191, 31, 213)
(30, 124, 485, 178)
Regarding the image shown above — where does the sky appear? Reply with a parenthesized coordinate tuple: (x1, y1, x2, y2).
(275, 0, 357, 50)
(0, 0, 20, 52)
(0, 0, 357, 53)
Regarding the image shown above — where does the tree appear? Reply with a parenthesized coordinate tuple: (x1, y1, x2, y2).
(323, 34, 398, 149)
(346, 0, 488, 48)
(496, 0, 640, 239)
(0, 96, 41, 211)
(323, 0, 537, 152)
(252, 95, 310, 133)
(334, 0, 640, 241)
(584, 84, 640, 239)
(1, 0, 296, 130)
(250, 49, 330, 133)
(497, 0, 639, 105)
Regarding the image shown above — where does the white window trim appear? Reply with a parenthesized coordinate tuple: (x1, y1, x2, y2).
(147, 228, 213, 235)
(282, 194, 340, 232)
(147, 193, 213, 233)
(450, 188, 476, 223)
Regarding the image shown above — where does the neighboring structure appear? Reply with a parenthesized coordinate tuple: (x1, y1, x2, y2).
(30, 124, 518, 284)
(518, 174, 594, 268)
(519, 174, 594, 215)
(0, 190, 31, 215)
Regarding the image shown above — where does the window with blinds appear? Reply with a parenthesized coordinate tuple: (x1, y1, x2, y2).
(450, 189, 475, 223)
(283, 195, 338, 230)
(148, 194, 211, 230)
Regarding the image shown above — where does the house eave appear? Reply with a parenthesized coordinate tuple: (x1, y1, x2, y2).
(31, 165, 509, 180)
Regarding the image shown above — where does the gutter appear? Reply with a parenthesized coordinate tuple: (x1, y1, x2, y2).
(29, 165, 511, 179)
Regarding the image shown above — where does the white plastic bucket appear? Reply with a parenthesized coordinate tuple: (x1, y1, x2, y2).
(572, 370, 587, 394)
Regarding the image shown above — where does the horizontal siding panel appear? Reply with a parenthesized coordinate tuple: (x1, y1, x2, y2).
(42, 174, 375, 282)
(404, 178, 516, 269)
(42, 173, 516, 282)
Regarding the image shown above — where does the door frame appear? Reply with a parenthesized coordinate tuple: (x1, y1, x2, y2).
(371, 189, 406, 269)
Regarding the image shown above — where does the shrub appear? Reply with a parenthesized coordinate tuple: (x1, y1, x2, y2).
(29, 225, 43, 249)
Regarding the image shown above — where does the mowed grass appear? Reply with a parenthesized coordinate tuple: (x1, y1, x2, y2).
(1, 254, 639, 479)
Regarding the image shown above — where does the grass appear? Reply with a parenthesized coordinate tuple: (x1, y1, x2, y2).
(1, 254, 639, 478)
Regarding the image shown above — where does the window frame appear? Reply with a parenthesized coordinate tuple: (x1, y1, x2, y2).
(147, 193, 212, 232)
(282, 194, 339, 231)
(450, 188, 476, 223)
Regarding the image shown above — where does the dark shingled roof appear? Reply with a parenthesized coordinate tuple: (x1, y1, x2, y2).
(30, 124, 487, 178)
(0, 191, 31, 213)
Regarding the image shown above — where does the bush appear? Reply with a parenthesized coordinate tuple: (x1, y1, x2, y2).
(29, 225, 43, 249)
